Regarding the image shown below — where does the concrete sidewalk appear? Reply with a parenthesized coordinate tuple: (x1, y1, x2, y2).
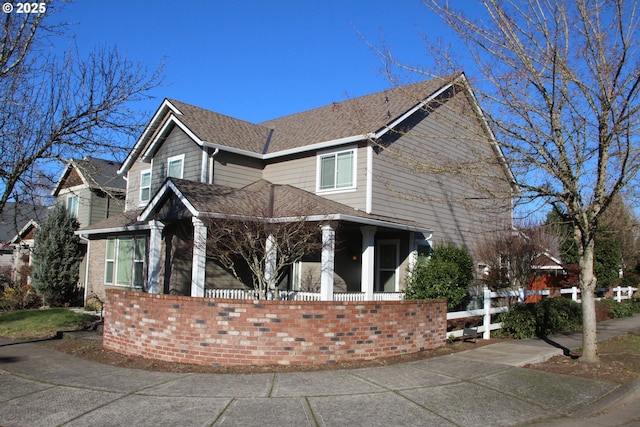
(1, 316, 639, 426)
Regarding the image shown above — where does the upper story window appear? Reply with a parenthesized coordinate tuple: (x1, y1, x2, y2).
(66, 194, 79, 217)
(317, 148, 356, 192)
(167, 154, 184, 179)
(139, 170, 151, 205)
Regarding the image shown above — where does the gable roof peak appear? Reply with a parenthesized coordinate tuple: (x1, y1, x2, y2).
(121, 73, 467, 174)
(52, 156, 125, 196)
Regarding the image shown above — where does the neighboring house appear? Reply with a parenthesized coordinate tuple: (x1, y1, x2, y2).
(0, 203, 47, 286)
(51, 157, 126, 299)
(78, 73, 514, 302)
(8, 219, 39, 286)
(527, 252, 566, 303)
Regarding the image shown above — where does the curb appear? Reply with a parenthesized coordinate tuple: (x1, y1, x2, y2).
(570, 376, 640, 418)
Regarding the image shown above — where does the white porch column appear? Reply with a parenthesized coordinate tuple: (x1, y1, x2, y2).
(264, 234, 277, 297)
(147, 220, 164, 294)
(361, 226, 376, 300)
(320, 224, 335, 301)
(191, 217, 207, 297)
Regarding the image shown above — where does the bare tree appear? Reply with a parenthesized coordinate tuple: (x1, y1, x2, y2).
(0, 6, 163, 216)
(203, 187, 333, 300)
(385, 0, 640, 363)
(476, 224, 557, 291)
(206, 216, 330, 300)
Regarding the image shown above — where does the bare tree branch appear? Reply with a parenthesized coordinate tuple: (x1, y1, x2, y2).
(371, 0, 640, 363)
(0, 6, 163, 215)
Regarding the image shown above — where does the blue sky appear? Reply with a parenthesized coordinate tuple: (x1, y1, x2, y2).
(53, 0, 468, 123)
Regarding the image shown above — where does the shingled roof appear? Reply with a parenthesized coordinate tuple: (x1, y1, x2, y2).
(260, 74, 461, 152)
(76, 209, 147, 234)
(167, 100, 272, 154)
(52, 156, 125, 196)
(134, 178, 430, 233)
(122, 73, 463, 173)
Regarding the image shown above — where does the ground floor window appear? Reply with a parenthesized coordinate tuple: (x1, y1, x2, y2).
(105, 235, 146, 287)
(377, 239, 400, 292)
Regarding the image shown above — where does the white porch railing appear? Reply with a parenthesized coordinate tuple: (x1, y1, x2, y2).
(205, 288, 255, 299)
(204, 289, 404, 302)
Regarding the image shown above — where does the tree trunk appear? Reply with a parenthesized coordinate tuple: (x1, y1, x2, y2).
(579, 239, 599, 364)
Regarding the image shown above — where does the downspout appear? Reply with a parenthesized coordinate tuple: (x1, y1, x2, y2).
(208, 148, 219, 184)
(121, 173, 129, 211)
(78, 235, 90, 305)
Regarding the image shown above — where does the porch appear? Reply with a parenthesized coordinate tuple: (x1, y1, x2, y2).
(140, 179, 433, 301)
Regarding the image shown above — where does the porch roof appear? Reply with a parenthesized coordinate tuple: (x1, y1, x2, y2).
(75, 210, 148, 236)
(140, 178, 432, 235)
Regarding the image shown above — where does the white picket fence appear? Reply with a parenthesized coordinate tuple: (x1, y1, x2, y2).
(446, 286, 637, 340)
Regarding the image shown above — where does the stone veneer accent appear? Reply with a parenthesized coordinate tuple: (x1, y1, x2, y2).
(103, 289, 447, 366)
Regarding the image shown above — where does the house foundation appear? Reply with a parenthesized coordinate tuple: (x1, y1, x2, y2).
(103, 289, 447, 366)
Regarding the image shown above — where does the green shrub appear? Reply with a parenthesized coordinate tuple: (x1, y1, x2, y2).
(596, 298, 639, 319)
(536, 297, 582, 336)
(404, 243, 473, 310)
(500, 297, 582, 339)
(500, 304, 537, 339)
(631, 294, 640, 313)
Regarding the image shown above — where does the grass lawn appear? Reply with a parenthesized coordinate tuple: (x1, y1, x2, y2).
(0, 308, 99, 340)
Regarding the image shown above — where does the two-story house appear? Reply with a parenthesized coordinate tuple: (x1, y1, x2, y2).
(78, 73, 514, 302)
(1, 203, 47, 286)
(51, 156, 126, 300)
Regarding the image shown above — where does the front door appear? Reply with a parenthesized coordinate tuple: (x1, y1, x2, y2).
(376, 240, 399, 292)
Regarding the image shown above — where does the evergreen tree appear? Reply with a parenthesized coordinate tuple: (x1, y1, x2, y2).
(31, 204, 83, 306)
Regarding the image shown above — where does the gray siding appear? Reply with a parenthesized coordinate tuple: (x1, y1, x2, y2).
(152, 126, 202, 189)
(56, 187, 92, 228)
(88, 192, 108, 224)
(263, 144, 368, 211)
(88, 192, 123, 224)
(371, 90, 512, 259)
(125, 160, 152, 211)
(125, 126, 204, 211)
(213, 151, 262, 188)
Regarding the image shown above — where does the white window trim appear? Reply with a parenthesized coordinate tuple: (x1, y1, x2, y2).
(139, 169, 152, 206)
(66, 194, 79, 218)
(104, 238, 115, 284)
(104, 235, 146, 288)
(167, 154, 185, 179)
(316, 146, 357, 194)
(376, 239, 400, 292)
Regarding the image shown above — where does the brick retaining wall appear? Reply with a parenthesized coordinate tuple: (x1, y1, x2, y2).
(103, 289, 447, 366)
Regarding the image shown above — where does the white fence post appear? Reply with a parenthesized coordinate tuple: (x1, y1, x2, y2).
(572, 286, 579, 302)
(614, 286, 622, 303)
(518, 288, 525, 303)
(483, 286, 492, 339)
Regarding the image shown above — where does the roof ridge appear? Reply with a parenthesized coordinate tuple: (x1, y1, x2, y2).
(167, 98, 272, 130)
(258, 73, 461, 126)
